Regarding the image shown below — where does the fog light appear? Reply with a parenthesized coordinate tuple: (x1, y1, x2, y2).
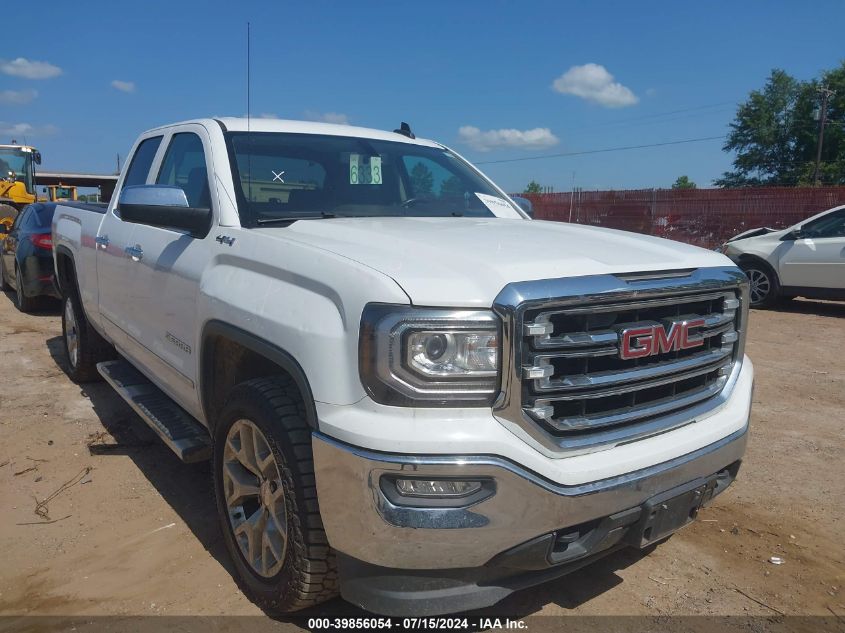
(395, 479, 482, 498)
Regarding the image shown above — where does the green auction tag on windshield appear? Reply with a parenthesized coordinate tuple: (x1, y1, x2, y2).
(349, 154, 383, 185)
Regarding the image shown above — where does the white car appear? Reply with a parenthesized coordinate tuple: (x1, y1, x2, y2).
(722, 204, 845, 307)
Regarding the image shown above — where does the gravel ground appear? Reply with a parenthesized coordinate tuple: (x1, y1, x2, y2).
(0, 292, 842, 629)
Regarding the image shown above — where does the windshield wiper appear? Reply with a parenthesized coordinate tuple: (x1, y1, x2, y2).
(256, 211, 337, 225)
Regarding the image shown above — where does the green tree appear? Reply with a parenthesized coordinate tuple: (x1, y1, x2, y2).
(715, 63, 845, 186)
(409, 162, 433, 196)
(524, 180, 543, 194)
(671, 175, 697, 189)
(439, 175, 464, 197)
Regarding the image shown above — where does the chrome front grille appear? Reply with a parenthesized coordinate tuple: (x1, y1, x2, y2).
(493, 267, 749, 454)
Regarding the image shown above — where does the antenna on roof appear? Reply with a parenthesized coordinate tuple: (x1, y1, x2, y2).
(246, 21, 253, 204)
(394, 122, 415, 139)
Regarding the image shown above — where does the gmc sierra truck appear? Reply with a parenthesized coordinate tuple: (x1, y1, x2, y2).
(52, 118, 753, 616)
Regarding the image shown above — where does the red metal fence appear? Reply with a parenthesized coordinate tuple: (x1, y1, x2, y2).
(518, 186, 845, 249)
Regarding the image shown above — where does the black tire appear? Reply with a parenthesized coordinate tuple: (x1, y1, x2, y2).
(14, 263, 38, 312)
(0, 203, 17, 224)
(61, 290, 115, 382)
(213, 376, 338, 614)
(0, 257, 11, 292)
(739, 260, 780, 308)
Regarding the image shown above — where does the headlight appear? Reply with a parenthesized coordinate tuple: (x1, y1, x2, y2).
(359, 304, 501, 406)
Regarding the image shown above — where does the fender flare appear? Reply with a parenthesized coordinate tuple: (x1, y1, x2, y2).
(735, 253, 781, 286)
(53, 244, 76, 296)
(199, 320, 319, 431)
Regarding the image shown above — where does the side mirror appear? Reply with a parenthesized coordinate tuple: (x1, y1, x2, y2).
(118, 185, 211, 237)
(511, 196, 534, 218)
(33, 151, 42, 165)
(781, 228, 806, 241)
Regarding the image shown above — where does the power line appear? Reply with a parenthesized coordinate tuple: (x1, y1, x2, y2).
(586, 101, 737, 129)
(475, 135, 727, 165)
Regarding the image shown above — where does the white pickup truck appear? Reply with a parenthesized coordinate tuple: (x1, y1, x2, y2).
(52, 118, 753, 616)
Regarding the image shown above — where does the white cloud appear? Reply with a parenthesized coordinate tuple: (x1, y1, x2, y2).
(111, 80, 135, 93)
(258, 112, 279, 119)
(0, 89, 37, 105)
(0, 57, 62, 79)
(552, 63, 638, 108)
(0, 122, 58, 138)
(303, 110, 350, 125)
(457, 126, 559, 152)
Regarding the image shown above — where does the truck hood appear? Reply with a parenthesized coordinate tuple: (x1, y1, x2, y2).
(260, 217, 734, 306)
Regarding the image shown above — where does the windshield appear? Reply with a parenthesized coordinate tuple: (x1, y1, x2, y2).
(0, 148, 34, 194)
(225, 132, 519, 225)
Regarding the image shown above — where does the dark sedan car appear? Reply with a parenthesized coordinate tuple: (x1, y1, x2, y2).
(1, 202, 60, 312)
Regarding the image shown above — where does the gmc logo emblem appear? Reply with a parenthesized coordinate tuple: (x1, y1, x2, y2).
(619, 319, 706, 360)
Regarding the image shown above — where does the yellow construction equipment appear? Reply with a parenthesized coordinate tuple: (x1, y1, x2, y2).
(0, 142, 42, 232)
(44, 184, 78, 202)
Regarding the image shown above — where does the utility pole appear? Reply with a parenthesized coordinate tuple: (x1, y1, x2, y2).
(813, 85, 835, 186)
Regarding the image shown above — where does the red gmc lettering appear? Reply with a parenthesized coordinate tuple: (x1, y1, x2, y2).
(620, 319, 706, 360)
(681, 318, 706, 348)
(620, 326, 655, 359)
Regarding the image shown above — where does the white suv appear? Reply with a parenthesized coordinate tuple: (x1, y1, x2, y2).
(722, 204, 845, 307)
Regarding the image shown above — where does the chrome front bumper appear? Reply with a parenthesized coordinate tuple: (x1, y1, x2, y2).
(312, 421, 749, 571)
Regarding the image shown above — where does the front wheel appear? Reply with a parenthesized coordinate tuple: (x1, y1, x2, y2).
(213, 376, 338, 613)
(741, 262, 779, 308)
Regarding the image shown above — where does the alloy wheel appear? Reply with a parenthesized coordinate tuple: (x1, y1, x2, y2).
(222, 419, 288, 578)
(64, 298, 80, 369)
(746, 268, 771, 305)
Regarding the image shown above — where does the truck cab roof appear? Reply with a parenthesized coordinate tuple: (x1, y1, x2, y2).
(147, 117, 442, 148)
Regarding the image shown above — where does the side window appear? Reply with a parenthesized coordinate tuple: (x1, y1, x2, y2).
(156, 133, 210, 208)
(123, 136, 163, 188)
(804, 210, 845, 238)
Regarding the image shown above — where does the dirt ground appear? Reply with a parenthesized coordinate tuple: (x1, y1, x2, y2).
(0, 291, 843, 627)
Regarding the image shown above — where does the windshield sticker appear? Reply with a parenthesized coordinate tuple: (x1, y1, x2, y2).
(349, 154, 383, 185)
(475, 192, 514, 215)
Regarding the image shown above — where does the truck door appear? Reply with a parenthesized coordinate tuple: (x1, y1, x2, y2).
(117, 127, 212, 421)
(778, 209, 845, 290)
(96, 135, 163, 344)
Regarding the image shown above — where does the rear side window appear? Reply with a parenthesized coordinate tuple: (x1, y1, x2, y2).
(156, 133, 210, 208)
(123, 136, 163, 188)
(22, 206, 40, 229)
(11, 207, 29, 230)
(31, 204, 56, 229)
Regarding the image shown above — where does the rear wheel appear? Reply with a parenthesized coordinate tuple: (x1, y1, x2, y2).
(213, 376, 338, 613)
(14, 264, 38, 312)
(740, 262, 779, 308)
(61, 290, 114, 382)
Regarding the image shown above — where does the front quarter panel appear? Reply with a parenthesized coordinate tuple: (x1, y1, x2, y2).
(198, 228, 411, 406)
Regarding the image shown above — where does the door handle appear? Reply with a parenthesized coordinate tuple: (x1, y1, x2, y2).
(95, 235, 110, 249)
(124, 244, 143, 261)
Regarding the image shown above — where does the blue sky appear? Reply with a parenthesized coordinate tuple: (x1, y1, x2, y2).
(2, 0, 842, 192)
